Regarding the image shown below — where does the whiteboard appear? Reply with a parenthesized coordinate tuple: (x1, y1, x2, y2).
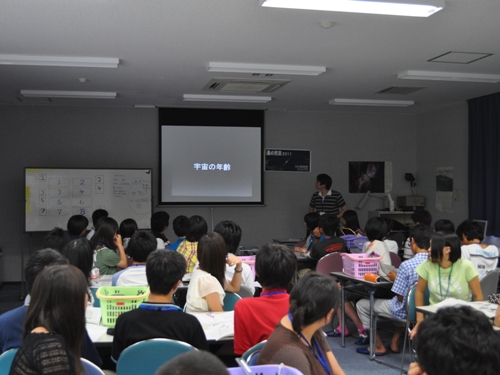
(25, 168, 153, 232)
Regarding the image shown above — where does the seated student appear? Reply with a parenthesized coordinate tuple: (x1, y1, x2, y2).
(214, 220, 255, 295)
(156, 351, 229, 375)
(112, 231, 157, 286)
(309, 214, 347, 260)
(112, 250, 208, 361)
(185, 233, 242, 313)
(86, 208, 108, 240)
(456, 219, 499, 279)
(295, 212, 321, 253)
(151, 210, 170, 249)
(0, 253, 102, 367)
(408, 306, 500, 375)
(177, 215, 208, 273)
(402, 210, 432, 259)
(119, 218, 138, 249)
(410, 232, 483, 338)
(9, 265, 90, 375)
(434, 218, 455, 232)
(61, 238, 94, 305)
(356, 225, 432, 355)
(92, 217, 128, 275)
(257, 272, 346, 375)
(67, 215, 89, 240)
(43, 227, 70, 252)
(234, 243, 297, 355)
(363, 217, 392, 280)
(339, 210, 363, 236)
(166, 215, 188, 251)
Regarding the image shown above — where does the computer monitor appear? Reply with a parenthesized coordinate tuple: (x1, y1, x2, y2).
(472, 219, 488, 239)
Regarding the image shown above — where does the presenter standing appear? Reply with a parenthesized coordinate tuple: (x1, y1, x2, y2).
(308, 174, 348, 218)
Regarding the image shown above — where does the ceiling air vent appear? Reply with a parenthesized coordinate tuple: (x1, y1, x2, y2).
(203, 77, 291, 93)
(376, 86, 425, 95)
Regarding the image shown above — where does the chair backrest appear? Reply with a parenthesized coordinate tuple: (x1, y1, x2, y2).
(406, 282, 430, 322)
(242, 340, 267, 361)
(81, 357, 105, 375)
(237, 285, 254, 298)
(389, 252, 402, 268)
(0, 348, 18, 375)
(247, 352, 260, 366)
(116, 338, 197, 375)
(480, 270, 499, 298)
(223, 292, 242, 311)
(315, 252, 343, 276)
(350, 236, 369, 253)
(227, 365, 304, 375)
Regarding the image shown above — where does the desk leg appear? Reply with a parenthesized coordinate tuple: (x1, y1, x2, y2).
(369, 290, 375, 361)
(341, 283, 345, 348)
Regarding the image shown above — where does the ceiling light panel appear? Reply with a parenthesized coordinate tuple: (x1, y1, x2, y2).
(329, 98, 414, 107)
(398, 70, 500, 83)
(207, 62, 326, 76)
(260, 0, 444, 18)
(21, 90, 117, 99)
(183, 94, 272, 103)
(0, 54, 119, 68)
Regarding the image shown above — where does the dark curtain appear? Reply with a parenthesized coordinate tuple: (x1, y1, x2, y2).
(468, 92, 500, 237)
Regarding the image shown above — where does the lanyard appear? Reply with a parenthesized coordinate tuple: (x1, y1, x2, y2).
(438, 263, 454, 301)
(287, 312, 331, 375)
(260, 289, 287, 298)
(138, 303, 182, 312)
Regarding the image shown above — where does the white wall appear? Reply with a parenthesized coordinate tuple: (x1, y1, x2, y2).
(0, 105, 417, 281)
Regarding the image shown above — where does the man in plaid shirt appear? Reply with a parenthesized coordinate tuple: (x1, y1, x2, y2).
(355, 225, 432, 356)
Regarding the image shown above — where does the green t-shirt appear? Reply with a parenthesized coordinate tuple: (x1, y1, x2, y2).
(416, 258, 478, 305)
(94, 247, 121, 275)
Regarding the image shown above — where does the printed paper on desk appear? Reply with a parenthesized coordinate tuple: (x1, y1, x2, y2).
(434, 298, 497, 319)
(190, 311, 234, 341)
(85, 307, 102, 325)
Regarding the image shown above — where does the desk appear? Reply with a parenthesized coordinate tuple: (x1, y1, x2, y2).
(330, 271, 393, 360)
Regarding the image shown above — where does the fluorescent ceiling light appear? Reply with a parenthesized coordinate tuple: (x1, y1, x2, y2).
(329, 98, 414, 107)
(398, 70, 500, 83)
(183, 94, 272, 103)
(0, 54, 119, 68)
(207, 62, 326, 76)
(21, 90, 117, 99)
(260, 0, 444, 18)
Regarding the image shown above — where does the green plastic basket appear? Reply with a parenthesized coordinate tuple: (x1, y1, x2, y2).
(96, 286, 150, 327)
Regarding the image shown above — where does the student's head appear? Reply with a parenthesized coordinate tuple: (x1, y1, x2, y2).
(197, 232, 226, 288)
(43, 227, 70, 252)
(304, 212, 320, 231)
(67, 215, 89, 237)
(186, 215, 208, 242)
(127, 231, 157, 263)
(172, 215, 189, 238)
(92, 217, 119, 250)
(289, 272, 338, 335)
(316, 173, 332, 190)
(411, 209, 432, 226)
(119, 218, 138, 239)
(434, 219, 455, 233)
(213, 220, 242, 255)
(341, 210, 361, 231)
(414, 306, 500, 375)
(156, 351, 229, 375)
(430, 232, 461, 263)
(146, 250, 186, 295)
(409, 224, 432, 252)
(24, 265, 88, 373)
(91, 209, 108, 230)
(256, 243, 296, 289)
(61, 238, 93, 281)
(456, 220, 484, 243)
(25, 248, 69, 294)
(151, 211, 170, 233)
(364, 217, 387, 242)
(318, 214, 339, 237)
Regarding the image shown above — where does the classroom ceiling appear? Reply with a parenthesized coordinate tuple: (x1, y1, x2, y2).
(1, 0, 499, 114)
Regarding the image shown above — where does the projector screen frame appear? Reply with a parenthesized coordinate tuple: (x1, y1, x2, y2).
(158, 108, 264, 206)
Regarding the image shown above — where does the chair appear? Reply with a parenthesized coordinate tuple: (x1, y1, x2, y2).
(227, 365, 304, 375)
(116, 338, 197, 375)
(237, 285, 254, 298)
(480, 269, 499, 298)
(223, 292, 242, 311)
(81, 357, 105, 375)
(389, 252, 402, 268)
(0, 348, 18, 375)
(242, 340, 267, 364)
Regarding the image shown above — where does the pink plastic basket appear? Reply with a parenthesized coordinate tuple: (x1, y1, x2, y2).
(239, 255, 256, 279)
(342, 252, 381, 278)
